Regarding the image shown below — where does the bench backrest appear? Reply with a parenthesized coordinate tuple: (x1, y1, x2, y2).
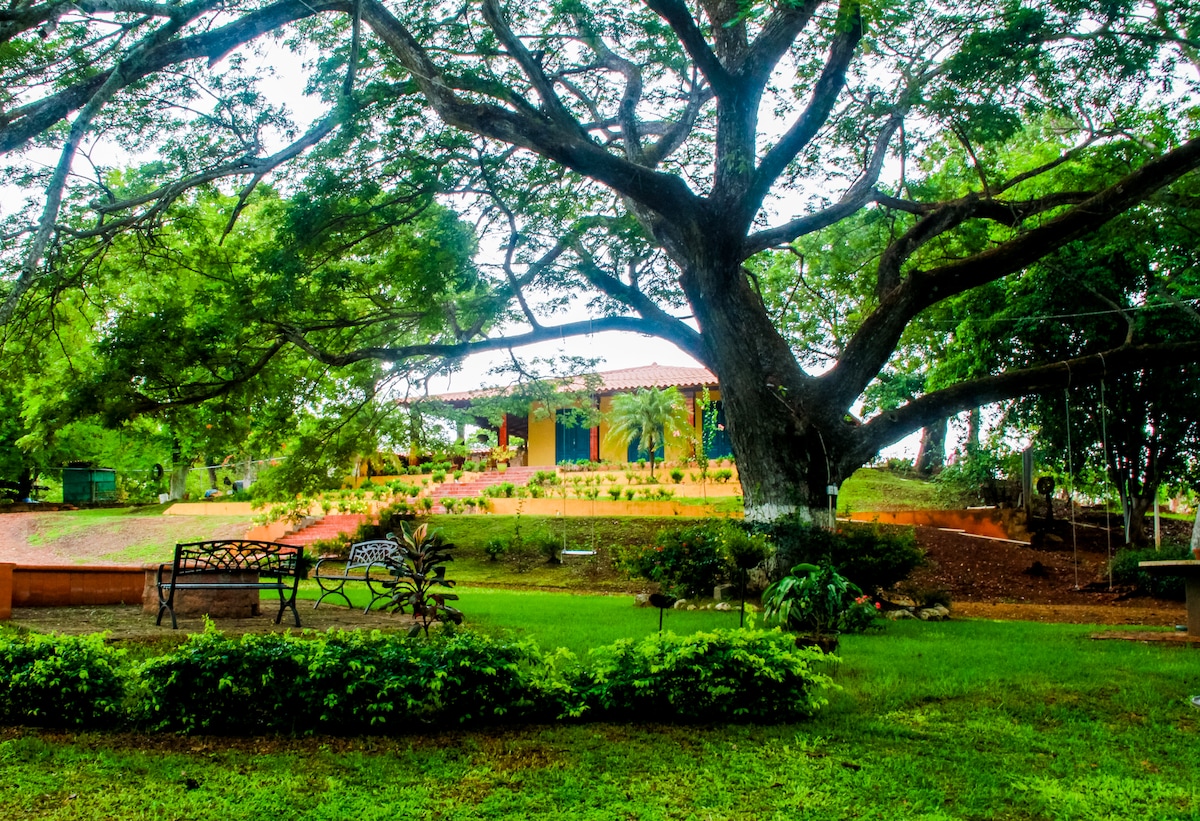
(345, 539, 400, 571)
(172, 540, 302, 577)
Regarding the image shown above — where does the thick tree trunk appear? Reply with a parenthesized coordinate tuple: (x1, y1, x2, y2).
(684, 246, 840, 527)
(1126, 491, 1156, 547)
(914, 418, 948, 477)
(1190, 504, 1199, 557)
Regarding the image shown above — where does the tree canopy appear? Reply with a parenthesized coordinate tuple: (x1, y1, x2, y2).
(3, 0, 1200, 520)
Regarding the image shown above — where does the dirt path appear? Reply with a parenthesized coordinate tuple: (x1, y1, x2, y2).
(0, 510, 254, 565)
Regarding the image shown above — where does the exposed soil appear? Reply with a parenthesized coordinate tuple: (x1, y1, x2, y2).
(0, 507, 1192, 630)
(905, 512, 1190, 626)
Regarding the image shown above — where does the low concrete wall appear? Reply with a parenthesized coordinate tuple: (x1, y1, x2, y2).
(485, 497, 739, 518)
(844, 508, 1023, 540)
(0, 563, 12, 619)
(9, 564, 145, 608)
(163, 502, 256, 516)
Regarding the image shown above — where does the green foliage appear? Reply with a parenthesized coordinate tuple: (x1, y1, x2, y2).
(1109, 543, 1194, 599)
(137, 627, 558, 733)
(934, 443, 1020, 506)
(382, 523, 463, 636)
(604, 388, 690, 478)
(749, 516, 923, 593)
(0, 633, 128, 729)
(762, 564, 881, 638)
(483, 536, 508, 561)
(620, 522, 732, 597)
(583, 629, 835, 722)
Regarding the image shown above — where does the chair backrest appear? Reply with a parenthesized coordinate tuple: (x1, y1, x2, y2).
(345, 539, 400, 570)
(173, 540, 301, 576)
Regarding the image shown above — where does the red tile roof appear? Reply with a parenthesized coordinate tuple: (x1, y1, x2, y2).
(429, 363, 717, 403)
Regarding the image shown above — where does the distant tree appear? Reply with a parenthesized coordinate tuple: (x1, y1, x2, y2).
(605, 387, 690, 478)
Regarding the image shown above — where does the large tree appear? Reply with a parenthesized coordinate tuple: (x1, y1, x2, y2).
(3, 0, 1200, 522)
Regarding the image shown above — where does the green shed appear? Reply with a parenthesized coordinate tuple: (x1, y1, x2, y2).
(62, 467, 118, 504)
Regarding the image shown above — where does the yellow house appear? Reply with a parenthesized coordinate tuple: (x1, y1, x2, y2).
(433, 364, 733, 467)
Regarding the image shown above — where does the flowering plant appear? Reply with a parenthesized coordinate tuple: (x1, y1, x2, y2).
(762, 563, 881, 637)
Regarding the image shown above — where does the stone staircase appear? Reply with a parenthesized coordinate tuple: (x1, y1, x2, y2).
(428, 466, 541, 512)
(278, 513, 371, 549)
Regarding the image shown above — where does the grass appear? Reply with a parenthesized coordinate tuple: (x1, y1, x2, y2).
(2, 618, 1199, 819)
(839, 468, 941, 513)
(299, 584, 743, 656)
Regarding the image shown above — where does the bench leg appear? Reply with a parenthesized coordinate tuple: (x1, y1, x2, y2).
(312, 578, 353, 611)
(272, 586, 302, 627)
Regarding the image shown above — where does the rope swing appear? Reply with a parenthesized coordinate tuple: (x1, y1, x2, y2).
(1064, 384, 1080, 590)
(1099, 374, 1114, 589)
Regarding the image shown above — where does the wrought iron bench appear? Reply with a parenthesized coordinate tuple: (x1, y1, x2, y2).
(312, 539, 401, 613)
(155, 540, 304, 629)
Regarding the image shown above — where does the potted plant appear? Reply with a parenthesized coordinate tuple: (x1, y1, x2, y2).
(762, 563, 879, 653)
(490, 444, 515, 472)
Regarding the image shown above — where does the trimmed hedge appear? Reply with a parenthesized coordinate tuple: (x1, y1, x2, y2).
(583, 629, 834, 722)
(0, 633, 128, 729)
(0, 626, 835, 734)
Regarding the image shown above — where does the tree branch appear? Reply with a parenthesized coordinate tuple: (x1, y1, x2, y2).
(360, 0, 702, 226)
(749, 0, 863, 212)
(0, 0, 347, 153)
(643, 0, 733, 96)
(822, 135, 1200, 410)
(846, 341, 1200, 470)
(278, 315, 702, 367)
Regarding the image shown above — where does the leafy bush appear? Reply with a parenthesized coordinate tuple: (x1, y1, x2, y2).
(763, 563, 880, 637)
(620, 522, 732, 597)
(382, 523, 462, 636)
(484, 536, 508, 561)
(749, 516, 923, 592)
(0, 633, 128, 728)
(483, 481, 516, 498)
(137, 628, 559, 734)
(343, 502, 415, 545)
(583, 629, 835, 722)
(713, 468, 733, 483)
(1110, 543, 1194, 599)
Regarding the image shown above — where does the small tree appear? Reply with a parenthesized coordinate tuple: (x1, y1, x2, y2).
(605, 388, 690, 479)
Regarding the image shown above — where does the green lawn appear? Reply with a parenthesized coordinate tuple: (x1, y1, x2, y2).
(838, 467, 942, 513)
(3, 614, 1199, 819)
(299, 584, 743, 655)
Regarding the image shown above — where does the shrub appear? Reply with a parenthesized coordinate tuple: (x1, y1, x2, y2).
(762, 563, 881, 637)
(669, 468, 684, 484)
(138, 628, 561, 734)
(483, 482, 516, 498)
(607, 486, 622, 500)
(0, 633, 128, 729)
(382, 523, 462, 636)
(714, 468, 733, 483)
(1110, 543, 1193, 599)
(345, 502, 416, 544)
(749, 515, 923, 592)
(583, 629, 835, 722)
(620, 522, 731, 597)
(484, 536, 508, 561)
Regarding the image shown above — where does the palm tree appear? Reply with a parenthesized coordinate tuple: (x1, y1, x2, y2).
(604, 387, 691, 478)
